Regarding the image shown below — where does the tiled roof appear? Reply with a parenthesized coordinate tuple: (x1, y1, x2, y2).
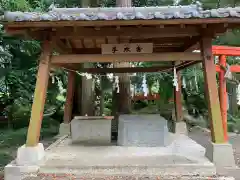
(3, 2, 240, 22)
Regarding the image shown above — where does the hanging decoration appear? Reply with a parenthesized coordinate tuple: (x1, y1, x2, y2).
(115, 76, 120, 93)
(76, 72, 93, 79)
(173, 66, 179, 91)
(142, 74, 148, 97)
(182, 76, 186, 89)
(237, 83, 240, 105)
(224, 64, 232, 80)
(189, 80, 192, 91)
(194, 71, 198, 92)
(156, 79, 160, 91)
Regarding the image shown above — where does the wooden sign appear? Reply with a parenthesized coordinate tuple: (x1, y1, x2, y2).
(101, 43, 153, 54)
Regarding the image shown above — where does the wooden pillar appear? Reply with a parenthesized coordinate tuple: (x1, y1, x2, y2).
(26, 41, 52, 147)
(200, 36, 225, 143)
(174, 71, 183, 122)
(63, 71, 75, 123)
(219, 55, 228, 142)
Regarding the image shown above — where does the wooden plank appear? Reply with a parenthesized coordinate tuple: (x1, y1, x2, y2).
(51, 52, 202, 63)
(69, 47, 182, 54)
(200, 36, 225, 144)
(4, 18, 240, 28)
(26, 41, 52, 147)
(101, 43, 153, 54)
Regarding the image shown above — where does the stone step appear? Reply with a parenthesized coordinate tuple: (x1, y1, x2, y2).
(39, 164, 217, 177)
(23, 174, 235, 180)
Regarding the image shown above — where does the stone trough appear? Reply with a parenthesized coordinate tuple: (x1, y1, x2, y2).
(118, 114, 171, 147)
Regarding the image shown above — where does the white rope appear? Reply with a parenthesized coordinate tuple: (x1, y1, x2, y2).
(115, 76, 120, 93)
(182, 77, 186, 89)
(194, 71, 198, 92)
(224, 64, 232, 79)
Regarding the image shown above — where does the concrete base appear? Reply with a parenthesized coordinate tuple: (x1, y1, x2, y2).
(16, 143, 45, 166)
(4, 162, 39, 180)
(175, 121, 188, 135)
(4, 143, 44, 180)
(71, 117, 111, 144)
(205, 142, 236, 167)
(59, 123, 70, 136)
(38, 135, 219, 178)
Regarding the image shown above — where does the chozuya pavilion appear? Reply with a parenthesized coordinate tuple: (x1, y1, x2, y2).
(2, 2, 240, 179)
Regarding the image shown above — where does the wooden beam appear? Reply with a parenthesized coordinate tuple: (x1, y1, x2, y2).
(26, 41, 52, 147)
(51, 52, 202, 64)
(78, 66, 172, 73)
(176, 60, 201, 71)
(200, 36, 225, 144)
(4, 18, 240, 28)
(70, 47, 181, 54)
(218, 55, 228, 142)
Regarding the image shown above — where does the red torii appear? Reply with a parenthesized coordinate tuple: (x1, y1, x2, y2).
(213, 45, 240, 142)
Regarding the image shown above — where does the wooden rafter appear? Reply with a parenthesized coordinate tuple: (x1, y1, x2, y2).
(177, 36, 201, 52)
(53, 26, 200, 39)
(52, 39, 71, 53)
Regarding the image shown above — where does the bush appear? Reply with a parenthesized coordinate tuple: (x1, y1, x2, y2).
(0, 128, 27, 148)
(132, 100, 148, 110)
(0, 151, 12, 168)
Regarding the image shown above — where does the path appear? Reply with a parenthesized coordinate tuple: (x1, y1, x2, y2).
(189, 126, 240, 179)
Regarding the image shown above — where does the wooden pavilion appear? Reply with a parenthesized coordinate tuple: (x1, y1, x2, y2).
(2, 3, 240, 172)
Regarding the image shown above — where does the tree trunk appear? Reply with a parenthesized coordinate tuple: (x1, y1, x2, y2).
(114, 62, 131, 114)
(116, 0, 131, 6)
(81, 63, 95, 116)
(114, 0, 132, 114)
(73, 0, 96, 116)
(99, 76, 104, 115)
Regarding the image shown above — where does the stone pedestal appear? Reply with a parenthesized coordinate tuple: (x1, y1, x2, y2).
(59, 123, 70, 136)
(175, 121, 188, 135)
(4, 143, 45, 180)
(117, 114, 170, 147)
(205, 142, 236, 167)
(71, 117, 112, 144)
(16, 143, 45, 166)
